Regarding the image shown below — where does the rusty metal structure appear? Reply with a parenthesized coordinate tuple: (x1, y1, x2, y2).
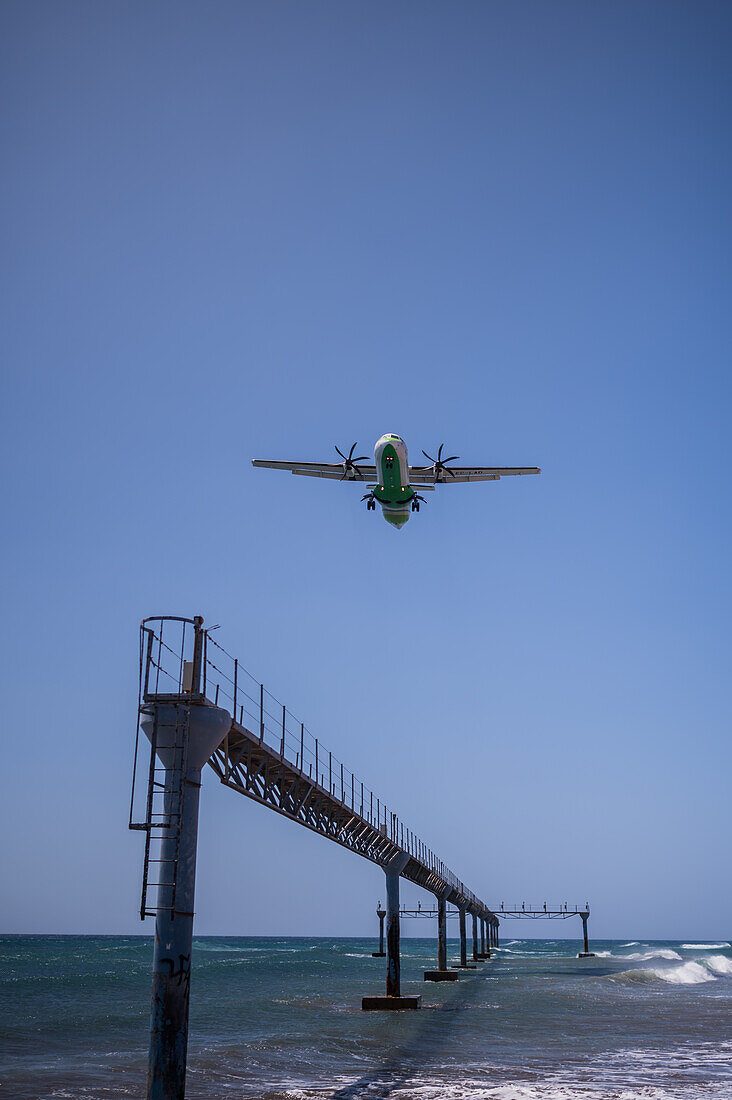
(130, 614, 501, 1095)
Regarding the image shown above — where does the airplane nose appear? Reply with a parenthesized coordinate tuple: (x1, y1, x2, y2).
(384, 511, 409, 530)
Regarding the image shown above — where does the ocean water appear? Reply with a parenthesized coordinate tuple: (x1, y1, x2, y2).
(1, 935, 730, 1099)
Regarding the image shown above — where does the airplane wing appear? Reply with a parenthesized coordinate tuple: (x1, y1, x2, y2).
(409, 466, 541, 484)
(252, 459, 378, 482)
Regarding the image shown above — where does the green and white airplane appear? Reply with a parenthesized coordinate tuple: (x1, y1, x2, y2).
(253, 435, 540, 529)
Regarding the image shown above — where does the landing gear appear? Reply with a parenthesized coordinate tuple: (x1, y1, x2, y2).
(362, 492, 377, 511)
(411, 494, 426, 513)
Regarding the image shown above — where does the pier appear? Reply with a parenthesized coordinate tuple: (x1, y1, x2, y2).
(496, 903, 596, 956)
(130, 616, 500, 1096)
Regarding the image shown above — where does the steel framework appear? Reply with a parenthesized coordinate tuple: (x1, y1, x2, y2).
(131, 615, 497, 923)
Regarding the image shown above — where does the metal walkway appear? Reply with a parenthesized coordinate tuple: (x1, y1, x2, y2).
(130, 615, 590, 1098)
(133, 614, 497, 925)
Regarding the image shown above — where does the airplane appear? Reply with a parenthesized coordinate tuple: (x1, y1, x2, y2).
(252, 434, 540, 530)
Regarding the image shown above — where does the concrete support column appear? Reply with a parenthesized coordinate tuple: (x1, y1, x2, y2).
(385, 867, 401, 996)
(363, 854, 419, 1009)
(578, 910, 595, 958)
(459, 908, 467, 966)
(472, 912, 479, 961)
(480, 917, 486, 957)
(437, 897, 447, 970)
(141, 699, 231, 1100)
(494, 923, 499, 949)
(425, 889, 457, 981)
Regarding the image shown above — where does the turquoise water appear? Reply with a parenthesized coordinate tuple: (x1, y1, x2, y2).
(1, 935, 730, 1098)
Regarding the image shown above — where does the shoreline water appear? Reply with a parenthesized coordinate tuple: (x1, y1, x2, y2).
(1, 935, 730, 1099)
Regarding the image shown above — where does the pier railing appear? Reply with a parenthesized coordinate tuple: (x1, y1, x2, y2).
(135, 615, 482, 908)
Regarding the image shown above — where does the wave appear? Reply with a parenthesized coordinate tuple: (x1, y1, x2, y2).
(613, 961, 716, 986)
(704, 955, 732, 975)
(586, 948, 682, 961)
(682, 942, 730, 950)
(623, 948, 682, 961)
(621, 941, 639, 947)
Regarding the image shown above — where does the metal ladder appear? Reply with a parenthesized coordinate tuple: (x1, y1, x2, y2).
(130, 703, 191, 920)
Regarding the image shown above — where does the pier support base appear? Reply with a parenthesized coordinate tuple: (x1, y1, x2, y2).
(424, 969, 458, 981)
(362, 995, 420, 1010)
(140, 693, 231, 1100)
(578, 911, 595, 957)
(372, 904, 386, 959)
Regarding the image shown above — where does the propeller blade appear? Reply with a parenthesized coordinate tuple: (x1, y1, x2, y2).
(437, 443, 444, 461)
(443, 455, 460, 464)
(348, 442, 357, 460)
(335, 445, 346, 460)
(422, 450, 435, 463)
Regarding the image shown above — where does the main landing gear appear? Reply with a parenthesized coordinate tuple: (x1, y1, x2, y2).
(411, 494, 427, 513)
(362, 492, 376, 511)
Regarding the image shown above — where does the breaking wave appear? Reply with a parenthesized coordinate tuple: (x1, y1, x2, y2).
(704, 955, 732, 975)
(622, 948, 682, 961)
(682, 942, 730, 950)
(613, 961, 716, 986)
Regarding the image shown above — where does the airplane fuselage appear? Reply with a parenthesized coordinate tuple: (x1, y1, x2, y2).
(372, 434, 414, 529)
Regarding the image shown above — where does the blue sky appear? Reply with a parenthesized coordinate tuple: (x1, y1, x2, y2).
(2, 1, 730, 940)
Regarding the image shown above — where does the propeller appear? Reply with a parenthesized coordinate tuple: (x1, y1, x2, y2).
(335, 442, 368, 479)
(421, 443, 460, 480)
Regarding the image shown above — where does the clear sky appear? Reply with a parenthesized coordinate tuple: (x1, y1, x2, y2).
(2, 1, 730, 941)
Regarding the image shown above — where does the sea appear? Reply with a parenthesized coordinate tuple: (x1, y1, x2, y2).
(1, 935, 730, 1099)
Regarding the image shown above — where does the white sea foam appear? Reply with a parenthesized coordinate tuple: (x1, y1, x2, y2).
(682, 942, 730, 950)
(654, 961, 716, 985)
(704, 954, 732, 975)
(612, 961, 716, 986)
(621, 941, 639, 947)
(622, 948, 682, 961)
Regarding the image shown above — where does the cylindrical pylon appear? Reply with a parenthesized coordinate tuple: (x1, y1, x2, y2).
(459, 908, 467, 966)
(578, 910, 595, 956)
(385, 868, 401, 997)
(141, 699, 230, 1100)
(472, 912, 479, 961)
(437, 896, 447, 971)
